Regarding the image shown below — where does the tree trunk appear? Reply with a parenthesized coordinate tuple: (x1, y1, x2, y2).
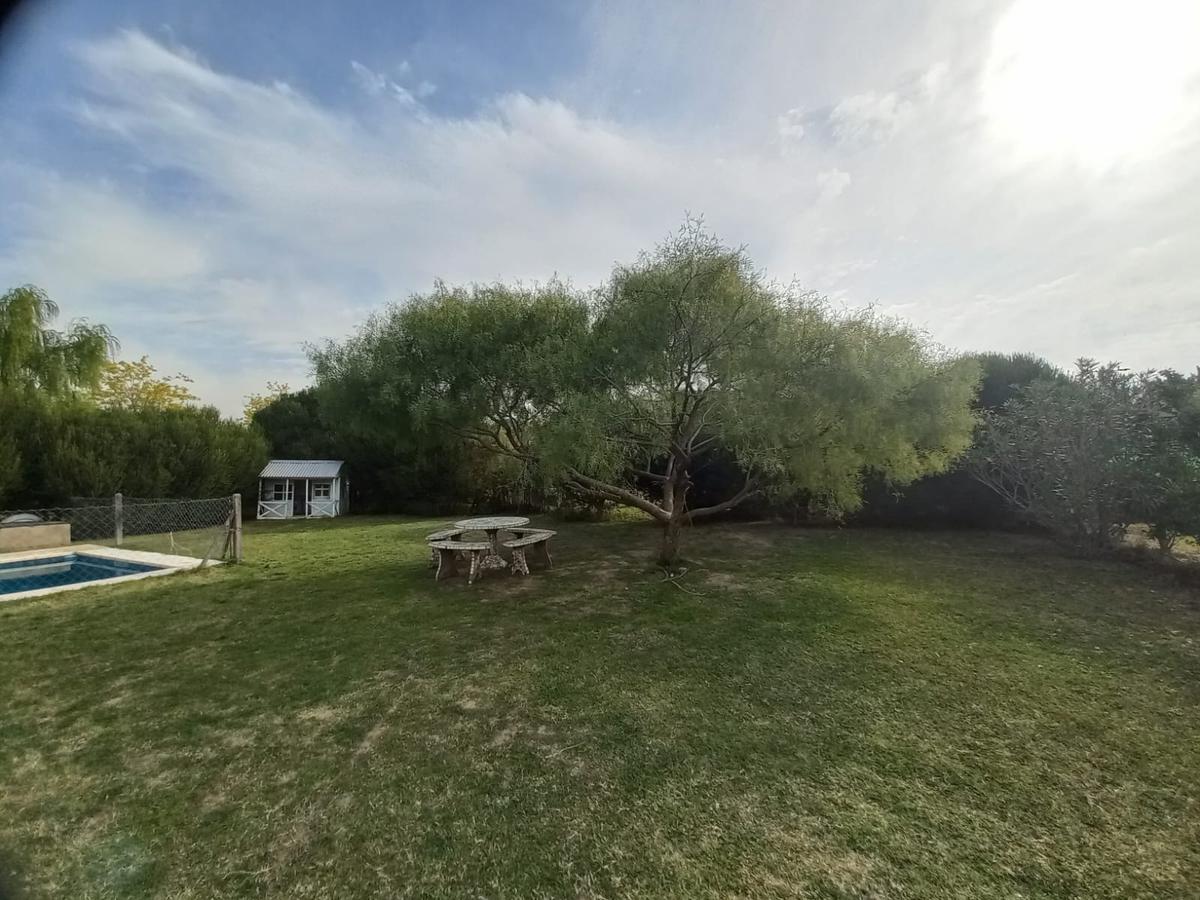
(659, 512, 683, 568)
(658, 473, 689, 568)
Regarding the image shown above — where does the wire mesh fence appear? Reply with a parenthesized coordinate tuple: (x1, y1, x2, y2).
(0, 494, 241, 563)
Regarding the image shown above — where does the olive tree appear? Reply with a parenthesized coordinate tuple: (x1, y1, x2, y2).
(1141, 368, 1200, 553)
(315, 223, 980, 565)
(969, 361, 1168, 552)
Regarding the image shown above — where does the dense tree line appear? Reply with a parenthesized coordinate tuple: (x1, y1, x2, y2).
(258, 222, 1199, 561)
(7, 228, 1196, 562)
(0, 395, 266, 506)
(0, 284, 267, 508)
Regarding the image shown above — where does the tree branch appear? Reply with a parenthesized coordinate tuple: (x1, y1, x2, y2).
(628, 467, 669, 483)
(686, 475, 758, 521)
(565, 467, 669, 522)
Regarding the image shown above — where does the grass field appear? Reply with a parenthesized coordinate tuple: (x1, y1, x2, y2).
(2, 516, 1198, 899)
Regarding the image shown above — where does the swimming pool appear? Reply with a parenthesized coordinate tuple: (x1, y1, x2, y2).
(0, 553, 166, 596)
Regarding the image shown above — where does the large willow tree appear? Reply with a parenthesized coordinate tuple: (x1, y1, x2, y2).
(315, 223, 980, 565)
(0, 285, 116, 397)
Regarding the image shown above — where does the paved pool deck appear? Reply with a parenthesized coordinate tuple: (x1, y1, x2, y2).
(0, 544, 220, 603)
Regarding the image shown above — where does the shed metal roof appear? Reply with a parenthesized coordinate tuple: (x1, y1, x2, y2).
(259, 459, 344, 479)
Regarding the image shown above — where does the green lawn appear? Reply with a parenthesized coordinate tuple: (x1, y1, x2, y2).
(2, 517, 1198, 899)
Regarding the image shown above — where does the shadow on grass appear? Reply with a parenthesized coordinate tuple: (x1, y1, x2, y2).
(4, 519, 1200, 898)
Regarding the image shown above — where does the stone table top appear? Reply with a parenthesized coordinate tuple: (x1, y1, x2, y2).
(453, 516, 530, 531)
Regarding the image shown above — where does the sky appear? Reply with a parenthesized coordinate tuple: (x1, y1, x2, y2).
(0, 0, 1198, 415)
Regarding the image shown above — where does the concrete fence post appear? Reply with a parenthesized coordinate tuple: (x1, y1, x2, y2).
(232, 493, 243, 563)
(114, 492, 124, 546)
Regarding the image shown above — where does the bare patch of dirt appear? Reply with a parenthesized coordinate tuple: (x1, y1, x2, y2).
(490, 722, 520, 748)
(123, 749, 175, 778)
(353, 723, 387, 759)
(477, 577, 539, 601)
(296, 704, 341, 723)
(219, 729, 256, 749)
(704, 572, 743, 588)
(199, 789, 228, 813)
(715, 528, 777, 551)
(268, 800, 322, 877)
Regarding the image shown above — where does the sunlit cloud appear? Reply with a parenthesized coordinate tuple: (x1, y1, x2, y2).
(982, 0, 1200, 170)
(0, 2, 1198, 414)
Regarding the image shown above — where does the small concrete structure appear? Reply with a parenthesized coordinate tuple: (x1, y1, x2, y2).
(425, 520, 555, 583)
(429, 540, 493, 584)
(503, 530, 555, 576)
(0, 521, 71, 553)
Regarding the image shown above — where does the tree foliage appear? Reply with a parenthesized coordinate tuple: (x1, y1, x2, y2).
(0, 288, 273, 508)
(0, 433, 21, 503)
(970, 361, 1200, 553)
(90, 355, 198, 410)
(251, 388, 335, 459)
(314, 222, 980, 563)
(971, 352, 1066, 410)
(853, 352, 1063, 528)
(0, 394, 267, 507)
(243, 381, 291, 425)
(1141, 368, 1200, 552)
(0, 284, 116, 397)
(312, 282, 584, 514)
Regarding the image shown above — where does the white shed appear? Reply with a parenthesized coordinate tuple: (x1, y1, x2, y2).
(257, 460, 348, 520)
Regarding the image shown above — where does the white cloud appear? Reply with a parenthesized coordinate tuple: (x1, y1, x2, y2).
(3, 15, 1199, 414)
(919, 61, 949, 99)
(0, 31, 824, 409)
(391, 83, 418, 107)
(776, 108, 805, 144)
(0, 175, 207, 291)
(351, 58, 434, 107)
(350, 60, 387, 96)
(829, 91, 911, 146)
(815, 169, 851, 201)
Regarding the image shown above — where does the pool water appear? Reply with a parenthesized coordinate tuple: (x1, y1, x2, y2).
(0, 554, 165, 596)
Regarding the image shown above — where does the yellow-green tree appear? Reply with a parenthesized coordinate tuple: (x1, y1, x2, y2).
(315, 221, 981, 565)
(0, 284, 116, 397)
(91, 356, 198, 410)
(243, 381, 290, 425)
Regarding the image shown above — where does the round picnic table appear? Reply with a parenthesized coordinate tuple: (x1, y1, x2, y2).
(454, 516, 530, 570)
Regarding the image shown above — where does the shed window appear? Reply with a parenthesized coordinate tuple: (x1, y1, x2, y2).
(312, 482, 331, 498)
(270, 482, 288, 501)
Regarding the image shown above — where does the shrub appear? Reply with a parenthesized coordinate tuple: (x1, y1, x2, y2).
(0, 395, 267, 507)
(969, 361, 1171, 552)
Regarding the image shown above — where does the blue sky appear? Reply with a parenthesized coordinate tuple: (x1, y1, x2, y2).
(1, 0, 1198, 414)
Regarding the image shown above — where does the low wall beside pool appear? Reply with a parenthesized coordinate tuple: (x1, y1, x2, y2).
(0, 522, 71, 553)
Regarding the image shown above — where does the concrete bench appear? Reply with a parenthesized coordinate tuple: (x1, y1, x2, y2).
(428, 539, 492, 583)
(502, 530, 555, 576)
(425, 528, 468, 568)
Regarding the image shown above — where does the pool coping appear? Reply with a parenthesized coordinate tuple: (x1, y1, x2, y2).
(0, 544, 221, 603)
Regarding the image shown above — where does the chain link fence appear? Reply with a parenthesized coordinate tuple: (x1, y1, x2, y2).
(0, 494, 242, 563)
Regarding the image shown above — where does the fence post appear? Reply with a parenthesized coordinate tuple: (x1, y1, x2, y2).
(232, 493, 243, 563)
(114, 493, 124, 546)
